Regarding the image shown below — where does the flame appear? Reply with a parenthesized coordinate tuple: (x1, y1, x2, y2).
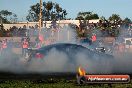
(78, 66, 86, 76)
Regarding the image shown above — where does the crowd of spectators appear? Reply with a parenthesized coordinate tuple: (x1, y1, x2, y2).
(0, 24, 39, 37)
(0, 20, 131, 56)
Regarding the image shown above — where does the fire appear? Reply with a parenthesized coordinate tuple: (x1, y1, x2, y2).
(78, 66, 86, 76)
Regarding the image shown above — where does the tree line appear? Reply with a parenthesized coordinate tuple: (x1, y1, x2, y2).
(0, 1, 131, 24)
(0, 1, 132, 37)
(0, 10, 18, 23)
(26, 1, 67, 22)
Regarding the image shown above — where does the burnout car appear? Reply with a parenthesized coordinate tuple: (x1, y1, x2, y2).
(20, 43, 114, 73)
(23, 43, 113, 61)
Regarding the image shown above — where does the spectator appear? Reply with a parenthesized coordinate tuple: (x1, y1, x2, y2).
(22, 38, 29, 58)
(1, 39, 8, 55)
(91, 34, 97, 42)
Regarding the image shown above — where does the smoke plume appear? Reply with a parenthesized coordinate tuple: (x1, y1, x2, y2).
(0, 26, 132, 74)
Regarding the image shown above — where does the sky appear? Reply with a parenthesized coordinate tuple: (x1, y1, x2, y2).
(0, 0, 132, 21)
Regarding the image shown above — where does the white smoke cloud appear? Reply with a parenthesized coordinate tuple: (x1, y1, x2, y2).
(27, 48, 69, 72)
(0, 26, 132, 75)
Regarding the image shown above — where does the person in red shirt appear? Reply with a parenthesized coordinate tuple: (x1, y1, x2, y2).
(1, 39, 8, 55)
(22, 38, 29, 57)
(91, 34, 97, 42)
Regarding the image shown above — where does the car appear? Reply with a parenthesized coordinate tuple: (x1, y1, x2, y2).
(26, 43, 113, 59)
(21, 43, 114, 73)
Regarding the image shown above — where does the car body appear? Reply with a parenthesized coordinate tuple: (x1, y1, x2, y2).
(20, 43, 114, 73)
(25, 43, 113, 61)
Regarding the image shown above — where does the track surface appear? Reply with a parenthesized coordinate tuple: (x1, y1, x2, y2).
(0, 71, 131, 80)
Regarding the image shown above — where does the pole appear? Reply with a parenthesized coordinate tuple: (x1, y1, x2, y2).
(68, 29, 70, 41)
(58, 30, 60, 41)
(39, 0, 43, 33)
(0, 18, 1, 24)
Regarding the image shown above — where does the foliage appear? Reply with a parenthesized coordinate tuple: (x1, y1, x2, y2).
(108, 14, 122, 24)
(0, 10, 12, 18)
(123, 17, 131, 24)
(0, 24, 6, 37)
(100, 16, 106, 22)
(26, 1, 67, 22)
(0, 15, 10, 24)
(0, 10, 17, 23)
(75, 11, 99, 20)
(122, 17, 132, 28)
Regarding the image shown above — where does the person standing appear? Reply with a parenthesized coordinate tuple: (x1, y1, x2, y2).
(1, 39, 8, 55)
(0, 40, 2, 56)
(91, 34, 97, 42)
(22, 38, 29, 58)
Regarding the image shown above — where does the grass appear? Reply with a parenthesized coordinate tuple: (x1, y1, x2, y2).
(0, 79, 131, 88)
(0, 52, 132, 88)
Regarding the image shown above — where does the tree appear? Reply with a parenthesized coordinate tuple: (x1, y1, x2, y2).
(0, 10, 12, 19)
(0, 10, 17, 23)
(100, 16, 106, 22)
(75, 16, 84, 20)
(9, 13, 18, 23)
(75, 11, 99, 20)
(108, 14, 122, 24)
(123, 17, 131, 28)
(123, 17, 131, 24)
(0, 24, 6, 37)
(26, 1, 67, 22)
(26, 3, 40, 22)
(62, 9, 67, 19)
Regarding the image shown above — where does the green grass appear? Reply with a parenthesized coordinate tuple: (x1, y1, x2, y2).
(0, 79, 131, 88)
